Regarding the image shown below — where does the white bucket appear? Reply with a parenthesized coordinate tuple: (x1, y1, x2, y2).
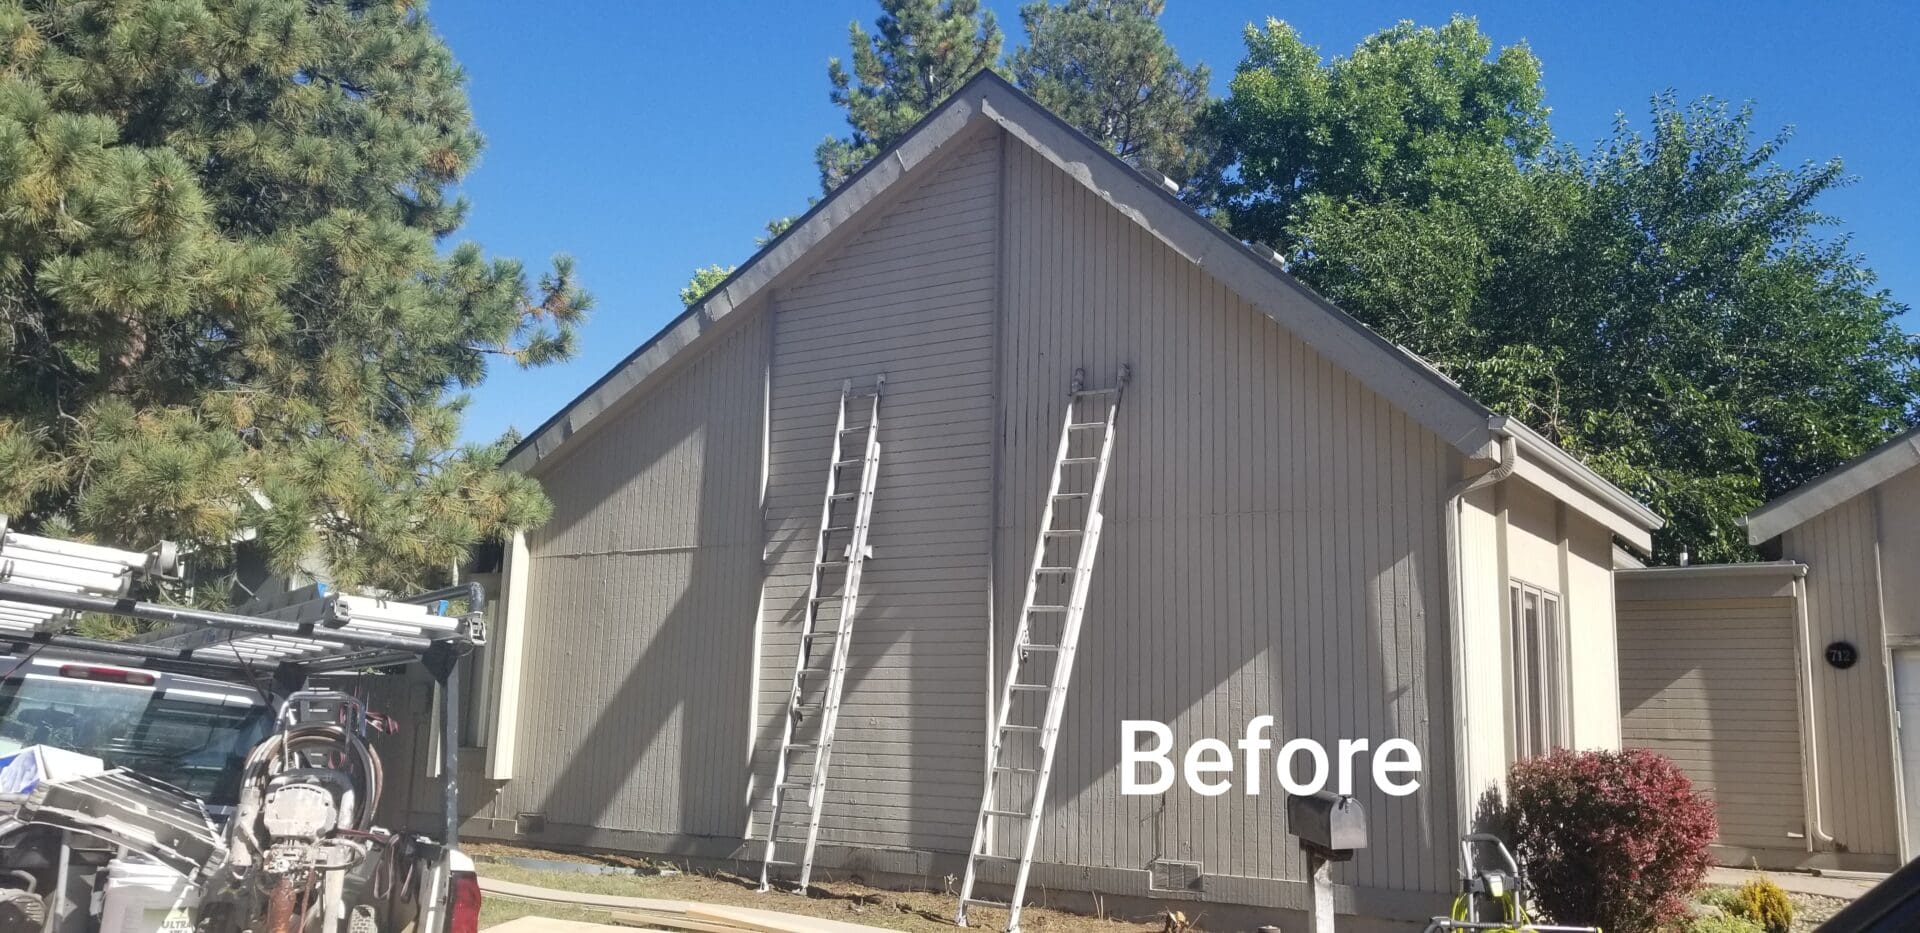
(97, 858, 198, 933)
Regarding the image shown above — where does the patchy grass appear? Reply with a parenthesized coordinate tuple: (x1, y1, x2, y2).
(471, 844, 1164, 933)
(480, 895, 625, 929)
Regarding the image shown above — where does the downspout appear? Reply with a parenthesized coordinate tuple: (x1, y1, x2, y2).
(1444, 426, 1517, 839)
(1790, 573, 1834, 852)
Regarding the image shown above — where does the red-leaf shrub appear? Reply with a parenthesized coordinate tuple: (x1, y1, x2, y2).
(1503, 748, 1717, 933)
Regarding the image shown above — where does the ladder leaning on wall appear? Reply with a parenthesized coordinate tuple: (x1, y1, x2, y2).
(957, 365, 1130, 932)
(759, 375, 885, 893)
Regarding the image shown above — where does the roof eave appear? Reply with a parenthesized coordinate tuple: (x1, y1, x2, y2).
(1743, 425, 1920, 545)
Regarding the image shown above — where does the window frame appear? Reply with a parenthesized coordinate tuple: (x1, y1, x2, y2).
(1508, 580, 1570, 760)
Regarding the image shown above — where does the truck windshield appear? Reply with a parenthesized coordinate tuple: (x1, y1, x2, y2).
(0, 673, 272, 806)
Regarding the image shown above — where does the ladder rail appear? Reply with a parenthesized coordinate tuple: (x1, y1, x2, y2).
(759, 387, 850, 890)
(959, 385, 1078, 896)
(958, 366, 1126, 931)
(793, 390, 882, 888)
(760, 379, 883, 892)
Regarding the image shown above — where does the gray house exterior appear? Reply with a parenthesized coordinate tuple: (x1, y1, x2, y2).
(459, 74, 1662, 928)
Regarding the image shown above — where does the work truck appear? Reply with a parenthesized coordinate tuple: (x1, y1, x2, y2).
(0, 517, 482, 933)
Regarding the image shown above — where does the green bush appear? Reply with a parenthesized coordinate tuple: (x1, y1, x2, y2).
(1728, 877, 1793, 933)
(1689, 913, 1765, 933)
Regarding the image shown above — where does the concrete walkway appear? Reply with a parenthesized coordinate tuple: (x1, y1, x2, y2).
(479, 876, 892, 933)
(1706, 866, 1884, 900)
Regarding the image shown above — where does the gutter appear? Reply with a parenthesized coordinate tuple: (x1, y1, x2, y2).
(1791, 573, 1835, 852)
(1442, 425, 1518, 839)
(1488, 415, 1664, 533)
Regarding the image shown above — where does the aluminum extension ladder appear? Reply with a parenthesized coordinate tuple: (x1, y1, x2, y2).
(957, 365, 1128, 931)
(759, 376, 885, 892)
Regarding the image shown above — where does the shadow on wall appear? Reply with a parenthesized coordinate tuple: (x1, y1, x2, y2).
(501, 324, 765, 849)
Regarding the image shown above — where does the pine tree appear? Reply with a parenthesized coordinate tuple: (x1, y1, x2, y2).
(1011, 0, 1210, 182)
(0, 0, 587, 593)
(816, 0, 1003, 191)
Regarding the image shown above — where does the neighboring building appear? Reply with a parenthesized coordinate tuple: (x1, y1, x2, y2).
(461, 73, 1662, 928)
(1616, 426, 1920, 873)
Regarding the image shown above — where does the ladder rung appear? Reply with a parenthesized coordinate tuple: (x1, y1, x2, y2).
(764, 859, 799, 867)
(787, 743, 819, 751)
(1043, 529, 1083, 537)
(1066, 422, 1106, 430)
(824, 525, 854, 533)
(834, 458, 863, 467)
(1008, 683, 1049, 692)
(1035, 566, 1075, 574)
(1060, 457, 1099, 465)
(961, 896, 1011, 907)
(994, 765, 1039, 774)
(829, 491, 859, 500)
(1027, 605, 1068, 613)
(838, 425, 868, 434)
(1051, 492, 1088, 500)
(1074, 387, 1121, 397)
(983, 809, 1031, 819)
(802, 631, 840, 640)
(1018, 643, 1061, 652)
(817, 559, 849, 568)
(969, 852, 1023, 861)
(1000, 724, 1042, 733)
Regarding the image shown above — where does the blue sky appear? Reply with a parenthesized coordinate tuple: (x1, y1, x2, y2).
(432, 1, 1919, 444)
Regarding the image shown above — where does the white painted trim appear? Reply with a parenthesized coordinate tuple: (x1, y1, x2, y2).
(1617, 561, 1808, 580)
(486, 530, 531, 780)
(1744, 426, 1920, 545)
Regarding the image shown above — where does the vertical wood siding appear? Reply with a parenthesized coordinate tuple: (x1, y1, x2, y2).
(753, 132, 1001, 854)
(1617, 591, 1806, 852)
(484, 313, 768, 840)
(991, 140, 1457, 894)
(1785, 496, 1901, 857)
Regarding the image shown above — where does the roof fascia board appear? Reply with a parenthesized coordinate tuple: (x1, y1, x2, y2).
(1509, 456, 1655, 552)
(1492, 416, 1663, 533)
(969, 82, 1497, 457)
(504, 95, 990, 474)
(1616, 561, 1808, 580)
(1743, 426, 1920, 545)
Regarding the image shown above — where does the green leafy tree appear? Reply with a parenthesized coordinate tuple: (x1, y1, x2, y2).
(1011, 0, 1210, 182)
(1194, 15, 1548, 247)
(1203, 16, 1917, 561)
(816, 0, 1003, 191)
(0, 0, 587, 593)
(680, 264, 734, 309)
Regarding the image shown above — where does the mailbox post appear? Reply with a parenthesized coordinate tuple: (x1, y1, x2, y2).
(1285, 791, 1367, 933)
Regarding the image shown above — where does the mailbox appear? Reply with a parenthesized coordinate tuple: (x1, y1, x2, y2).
(1286, 790, 1367, 857)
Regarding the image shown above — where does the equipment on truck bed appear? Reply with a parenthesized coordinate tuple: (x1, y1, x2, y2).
(0, 515, 484, 933)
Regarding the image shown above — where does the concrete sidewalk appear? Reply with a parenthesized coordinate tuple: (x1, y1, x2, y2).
(479, 876, 894, 933)
(1706, 867, 1885, 900)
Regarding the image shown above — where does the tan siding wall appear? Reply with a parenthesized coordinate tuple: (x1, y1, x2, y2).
(1565, 500, 1621, 749)
(475, 312, 768, 841)
(991, 140, 1458, 895)
(1783, 496, 1902, 857)
(1876, 468, 1920, 640)
(1616, 589, 1806, 852)
(753, 132, 1000, 855)
(1458, 489, 1508, 808)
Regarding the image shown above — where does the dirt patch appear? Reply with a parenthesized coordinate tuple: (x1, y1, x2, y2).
(473, 847, 1167, 933)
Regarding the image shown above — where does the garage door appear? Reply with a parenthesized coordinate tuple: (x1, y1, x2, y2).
(1618, 595, 1806, 852)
